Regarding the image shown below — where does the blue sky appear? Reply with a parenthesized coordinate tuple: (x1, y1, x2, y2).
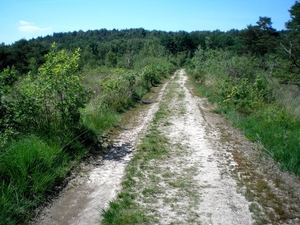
(0, 0, 297, 45)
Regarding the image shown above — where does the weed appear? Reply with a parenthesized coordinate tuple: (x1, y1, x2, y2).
(163, 121, 173, 126)
(81, 99, 121, 135)
(178, 92, 185, 99)
(101, 192, 148, 225)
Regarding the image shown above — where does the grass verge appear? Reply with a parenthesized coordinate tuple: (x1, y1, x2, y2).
(0, 135, 79, 224)
(186, 70, 300, 177)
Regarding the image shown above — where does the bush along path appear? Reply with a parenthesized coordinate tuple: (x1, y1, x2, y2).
(31, 70, 300, 225)
(101, 69, 300, 225)
(30, 69, 170, 225)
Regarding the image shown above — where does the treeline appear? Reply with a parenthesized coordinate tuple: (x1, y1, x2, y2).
(1, 19, 299, 83)
(0, 24, 283, 73)
(1, 28, 239, 74)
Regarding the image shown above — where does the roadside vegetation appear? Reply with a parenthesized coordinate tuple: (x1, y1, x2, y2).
(186, 8, 300, 176)
(0, 39, 175, 224)
(1, 1, 300, 224)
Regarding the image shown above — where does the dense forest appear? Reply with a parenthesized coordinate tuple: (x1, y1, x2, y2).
(1, 17, 300, 83)
(1, 1, 300, 224)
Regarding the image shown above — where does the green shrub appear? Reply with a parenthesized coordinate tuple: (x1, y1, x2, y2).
(17, 43, 92, 135)
(189, 48, 300, 176)
(0, 67, 18, 145)
(221, 75, 272, 114)
(99, 73, 132, 112)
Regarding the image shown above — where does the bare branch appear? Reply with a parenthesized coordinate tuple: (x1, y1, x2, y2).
(280, 42, 292, 55)
(280, 42, 300, 69)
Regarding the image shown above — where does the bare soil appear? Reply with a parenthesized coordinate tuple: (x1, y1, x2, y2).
(30, 69, 300, 224)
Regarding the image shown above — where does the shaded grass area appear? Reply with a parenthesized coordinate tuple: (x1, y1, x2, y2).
(234, 106, 300, 175)
(0, 122, 101, 224)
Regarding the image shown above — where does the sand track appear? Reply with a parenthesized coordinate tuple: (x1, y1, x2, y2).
(31, 69, 300, 225)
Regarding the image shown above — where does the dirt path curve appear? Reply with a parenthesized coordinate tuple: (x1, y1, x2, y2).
(32, 69, 300, 224)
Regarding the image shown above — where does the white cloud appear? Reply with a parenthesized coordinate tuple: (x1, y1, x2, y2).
(18, 20, 51, 32)
(19, 20, 31, 25)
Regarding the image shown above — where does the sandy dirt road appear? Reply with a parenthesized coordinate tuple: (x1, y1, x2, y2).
(31, 69, 300, 224)
(30, 70, 168, 225)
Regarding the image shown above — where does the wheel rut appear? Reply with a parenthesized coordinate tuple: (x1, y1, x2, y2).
(31, 69, 300, 225)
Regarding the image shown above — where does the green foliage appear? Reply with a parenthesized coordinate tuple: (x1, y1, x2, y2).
(279, 1, 300, 78)
(96, 61, 175, 112)
(0, 66, 17, 94)
(0, 136, 70, 224)
(0, 47, 97, 222)
(81, 101, 121, 135)
(239, 17, 279, 56)
(1, 28, 242, 75)
(221, 75, 272, 114)
(139, 64, 159, 89)
(270, 56, 300, 83)
(235, 105, 300, 175)
(190, 47, 262, 88)
(102, 192, 148, 225)
(81, 60, 176, 135)
(0, 29, 175, 225)
(105, 50, 117, 67)
(160, 31, 195, 55)
(190, 49, 273, 115)
(189, 47, 300, 176)
(286, 1, 300, 31)
(18, 43, 91, 134)
(0, 67, 18, 145)
(99, 73, 132, 112)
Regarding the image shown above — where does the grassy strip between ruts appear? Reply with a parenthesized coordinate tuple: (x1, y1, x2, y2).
(101, 106, 169, 224)
(100, 72, 178, 224)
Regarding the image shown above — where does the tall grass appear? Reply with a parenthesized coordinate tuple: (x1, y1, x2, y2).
(0, 136, 71, 224)
(81, 61, 176, 134)
(80, 97, 121, 135)
(234, 105, 300, 175)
